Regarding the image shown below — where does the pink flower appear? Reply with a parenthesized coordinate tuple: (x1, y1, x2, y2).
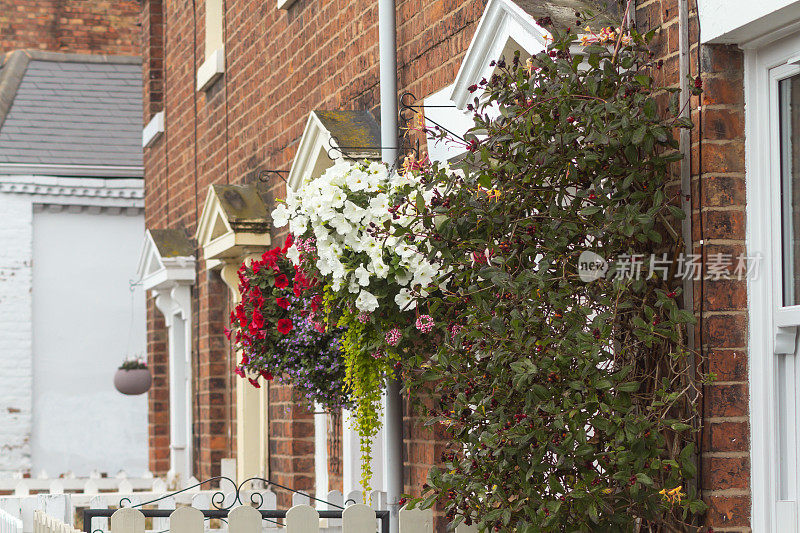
(358, 311, 370, 324)
(372, 351, 383, 359)
(386, 328, 402, 347)
(416, 315, 435, 333)
(234, 367, 246, 378)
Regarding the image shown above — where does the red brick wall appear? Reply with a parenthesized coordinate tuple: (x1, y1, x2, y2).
(147, 299, 170, 475)
(0, 0, 140, 56)
(639, 0, 751, 530)
(143, 0, 752, 528)
(142, 0, 484, 498)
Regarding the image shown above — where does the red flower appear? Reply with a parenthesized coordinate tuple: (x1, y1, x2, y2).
(277, 318, 293, 334)
(276, 297, 290, 310)
(252, 261, 262, 274)
(275, 274, 290, 289)
(310, 294, 322, 314)
(251, 310, 265, 329)
(282, 234, 294, 253)
(240, 355, 250, 366)
(234, 367, 246, 378)
(248, 377, 261, 388)
(259, 370, 274, 381)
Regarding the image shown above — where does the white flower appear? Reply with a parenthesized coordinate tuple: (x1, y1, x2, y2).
(286, 243, 301, 266)
(369, 193, 391, 219)
(331, 216, 352, 236)
(395, 288, 416, 310)
(355, 266, 371, 286)
(349, 169, 368, 192)
(370, 259, 389, 279)
(271, 203, 290, 228)
(348, 279, 361, 294)
(355, 290, 379, 312)
(343, 200, 365, 223)
(395, 269, 411, 286)
(289, 214, 308, 236)
(412, 261, 438, 288)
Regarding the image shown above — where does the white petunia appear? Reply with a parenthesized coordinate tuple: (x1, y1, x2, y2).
(342, 200, 365, 223)
(271, 203, 290, 228)
(286, 243, 301, 266)
(288, 214, 309, 236)
(355, 265, 371, 286)
(395, 288, 416, 310)
(355, 290, 379, 312)
(369, 259, 389, 279)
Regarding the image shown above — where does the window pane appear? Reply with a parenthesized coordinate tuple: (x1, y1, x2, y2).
(781, 73, 800, 306)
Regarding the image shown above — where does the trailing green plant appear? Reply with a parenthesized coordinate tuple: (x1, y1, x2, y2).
(273, 162, 440, 494)
(402, 20, 708, 532)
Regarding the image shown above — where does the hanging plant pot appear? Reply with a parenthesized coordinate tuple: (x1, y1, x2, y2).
(114, 368, 152, 395)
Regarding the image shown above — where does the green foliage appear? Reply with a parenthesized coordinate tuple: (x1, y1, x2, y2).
(406, 23, 707, 532)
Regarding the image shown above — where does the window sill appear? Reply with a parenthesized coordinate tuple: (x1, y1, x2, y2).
(196, 47, 225, 92)
(142, 111, 165, 148)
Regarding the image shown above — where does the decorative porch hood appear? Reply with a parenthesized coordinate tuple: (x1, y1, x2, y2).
(195, 182, 272, 483)
(136, 228, 196, 486)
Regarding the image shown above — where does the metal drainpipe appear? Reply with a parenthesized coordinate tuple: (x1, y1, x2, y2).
(677, 0, 700, 502)
(378, 0, 402, 529)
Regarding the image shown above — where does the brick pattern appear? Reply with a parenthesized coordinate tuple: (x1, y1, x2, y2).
(694, 44, 750, 533)
(143, 0, 483, 498)
(0, 0, 140, 56)
(147, 299, 170, 476)
(639, 1, 751, 529)
(144, 0, 755, 529)
(142, 0, 165, 121)
(327, 411, 343, 493)
(0, 194, 33, 475)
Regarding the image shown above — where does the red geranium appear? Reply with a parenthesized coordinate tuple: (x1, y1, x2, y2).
(259, 370, 274, 381)
(275, 274, 290, 289)
(277, 318, 293, 334)
(276, 297, 290, 309)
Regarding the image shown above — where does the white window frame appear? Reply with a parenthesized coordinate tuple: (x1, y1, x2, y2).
(197, 0, 225, 91)
(746, 28, 800, 533)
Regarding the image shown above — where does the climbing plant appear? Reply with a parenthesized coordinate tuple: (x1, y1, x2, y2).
(402, 20, 709, 532)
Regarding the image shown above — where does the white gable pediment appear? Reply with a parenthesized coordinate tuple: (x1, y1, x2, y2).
(136, 229, 196, 292)
(450, 0, 550, 109)
(287, 110, 381, 191)
(195, 183, 271, 268)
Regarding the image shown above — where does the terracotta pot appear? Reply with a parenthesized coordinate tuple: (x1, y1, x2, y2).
(114, 368, 152, 395)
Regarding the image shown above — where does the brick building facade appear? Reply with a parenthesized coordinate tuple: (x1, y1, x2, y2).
(137, 0, 800, 529)
(0, 0, 140, 56)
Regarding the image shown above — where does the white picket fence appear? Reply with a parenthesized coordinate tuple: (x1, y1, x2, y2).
(32, 511, 79, 533)
(96, 505, 467, 533)
(0, 507, 22, 533)
(0, 474, 161, 495)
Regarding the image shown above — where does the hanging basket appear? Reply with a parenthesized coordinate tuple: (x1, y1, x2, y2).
(114, 368, 152, 395)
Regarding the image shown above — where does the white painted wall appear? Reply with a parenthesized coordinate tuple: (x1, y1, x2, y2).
(30, 206, 147, 476)
(0, 194, 33, 473)
(698, 0, 800, 44)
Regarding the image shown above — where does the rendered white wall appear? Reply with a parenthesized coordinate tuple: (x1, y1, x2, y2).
(698, 0, 800, 44)
(0, 194, 33, 474)
(30, 207, 147, 476)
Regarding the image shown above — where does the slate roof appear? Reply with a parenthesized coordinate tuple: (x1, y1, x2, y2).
(0, 50, 143, 177)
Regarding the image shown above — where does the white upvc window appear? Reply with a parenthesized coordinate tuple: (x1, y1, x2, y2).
(197, 0, 225, 91)
(746, 28, 800, 533)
